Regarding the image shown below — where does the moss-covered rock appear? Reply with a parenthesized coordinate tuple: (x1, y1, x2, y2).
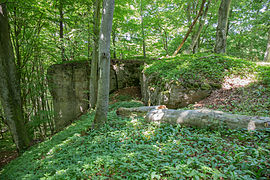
(141, 53, 255, 108)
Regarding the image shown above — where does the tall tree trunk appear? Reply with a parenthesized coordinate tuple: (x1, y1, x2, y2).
(13, 7, 22, 83)
(214, 0, 232, 54)
(59, 0, 65, 62)
(93, 0, 114, 128)
(0, 4, 30, 152)
(264, 28, 270, 61)
(87, 7, 91, 61)
(163, 30, 169, 55)
(188, 0, 211, 53)
(173, 0, 206, 56)
(90, 0, 102, 108)
(140, 0, 146, 58)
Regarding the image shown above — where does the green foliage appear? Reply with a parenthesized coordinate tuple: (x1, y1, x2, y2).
(257, 65, 270, 86)
(1, 102, 269, 179)
(144, 53, 255, 88)
(0, 132, 16, 152)
(186, 62, 270, 117)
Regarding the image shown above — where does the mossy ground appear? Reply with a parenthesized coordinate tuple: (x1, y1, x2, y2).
(144, 53, 255, 90)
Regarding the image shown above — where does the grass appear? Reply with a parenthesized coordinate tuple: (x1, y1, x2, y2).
(0, 101, 269, 179)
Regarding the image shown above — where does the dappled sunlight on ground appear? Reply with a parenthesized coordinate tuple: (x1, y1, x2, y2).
(222, 75, 256, 90)
(256, 62, 270, 66)
(193, 74, 269, 116)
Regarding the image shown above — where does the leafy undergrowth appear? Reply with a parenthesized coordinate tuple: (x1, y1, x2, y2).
(0, 132, 18, 169)
(144, 53, 255, 89)
(1, 102, 269, 179)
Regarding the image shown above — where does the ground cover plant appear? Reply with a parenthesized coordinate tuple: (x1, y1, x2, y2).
(1, 100, 269, 179)
(1, 0, 269, 178)
(191, 62, 270, 117)
(144, 53, 256, 90)
(1, 55, 270, 179)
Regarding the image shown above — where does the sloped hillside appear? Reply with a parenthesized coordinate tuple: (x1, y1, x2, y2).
(1, 104, 269, 179)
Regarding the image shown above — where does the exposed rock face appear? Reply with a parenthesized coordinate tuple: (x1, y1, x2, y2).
(141, 72, 212, 109)
(48, 59, 217, 131)
(47, 60, 142, 131)
(111, 60, 142, 90)
(47, 61, 90, 132)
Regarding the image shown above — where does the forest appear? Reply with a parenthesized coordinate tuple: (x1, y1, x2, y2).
(0, 0, 270, 179)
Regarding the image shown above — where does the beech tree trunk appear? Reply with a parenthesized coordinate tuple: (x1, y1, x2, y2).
(93, 0, 114, 128)
(264, 28, 270, 62)
(117, 106, 270, 131)
(214, 0, 232, 54)
(90, 0, 102, 108)
(0, 4, 30, 152)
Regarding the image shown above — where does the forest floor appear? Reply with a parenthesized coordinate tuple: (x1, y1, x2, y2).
(0, 62, 269, 177)
(0, 150, 18, 169)
(0, 75, 269, 170)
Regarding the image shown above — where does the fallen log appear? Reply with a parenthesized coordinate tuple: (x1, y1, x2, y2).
(116, 106, 162, 117)
(117, 106, 270, 131)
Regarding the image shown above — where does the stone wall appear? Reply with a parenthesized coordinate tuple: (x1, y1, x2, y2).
(48, 59, 216, 131)
(47, 61, 90, 132)
(47, 60, 142, 131)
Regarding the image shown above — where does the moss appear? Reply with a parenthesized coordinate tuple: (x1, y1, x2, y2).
(201, 83, 211, 90)
(257, 65, 270, 86)
(144, 53, 256, 89)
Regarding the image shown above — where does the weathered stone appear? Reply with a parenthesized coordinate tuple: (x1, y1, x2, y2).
(111, 60, 142, 90)
(141, 71, 212, 109)
(47, 60, 142, 131)
(47, 61, 90, 132)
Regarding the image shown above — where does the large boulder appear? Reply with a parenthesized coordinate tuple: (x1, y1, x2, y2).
(140, 54, 255, 109)
(141, 72, 212, 109)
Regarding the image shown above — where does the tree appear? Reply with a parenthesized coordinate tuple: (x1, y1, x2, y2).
(90, 0, 102, 108)
(188, 0, 212, 54)
(214, 0, 232, 54)
(59, 0, 66, 62)
(264, 28, 270, 61)
(0, 3, 30, 152)
(140, 0, 146, 58)
(173, 0, 207, 56)
(93, 0, 115, 128)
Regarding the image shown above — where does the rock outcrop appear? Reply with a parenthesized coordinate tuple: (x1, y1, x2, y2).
(47, 60, 142, 131)
(47, 61, 90, 132)
(141, 72, 213, 109)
